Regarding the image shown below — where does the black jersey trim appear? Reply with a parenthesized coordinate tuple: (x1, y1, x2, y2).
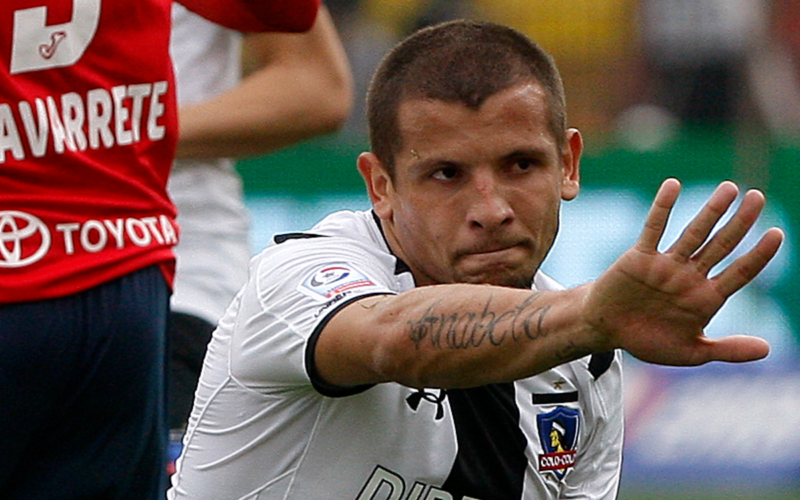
(273, 232, 325, 244)
(371, 210, 412, 276)
(441, 384, 527, 499)
(588, 351, 615, 380)
(394, 256, 412, 276)
(305, 292, 394, 398)
(531, 391, 579, 405)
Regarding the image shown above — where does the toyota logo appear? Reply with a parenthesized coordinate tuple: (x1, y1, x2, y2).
(0, 211, 51, 268)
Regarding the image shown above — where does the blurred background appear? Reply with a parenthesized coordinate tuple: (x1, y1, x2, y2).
(237, 1, 800, 498)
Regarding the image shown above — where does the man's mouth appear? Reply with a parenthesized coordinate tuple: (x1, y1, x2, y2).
(459, 240, 528, 258)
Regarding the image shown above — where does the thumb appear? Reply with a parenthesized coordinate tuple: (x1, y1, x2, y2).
(697, 335, 771, 364)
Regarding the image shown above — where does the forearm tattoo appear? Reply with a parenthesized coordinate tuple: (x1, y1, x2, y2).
(406, 293, 552, 350)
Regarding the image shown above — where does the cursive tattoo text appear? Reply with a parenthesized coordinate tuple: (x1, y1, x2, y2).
(406, 293, 552, 350)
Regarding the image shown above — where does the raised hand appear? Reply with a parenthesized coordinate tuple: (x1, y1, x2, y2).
(584, 178, 784, 366)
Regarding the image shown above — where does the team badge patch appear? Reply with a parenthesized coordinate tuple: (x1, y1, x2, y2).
(537, 406, 581, 479)
(298, 262, 380, 301)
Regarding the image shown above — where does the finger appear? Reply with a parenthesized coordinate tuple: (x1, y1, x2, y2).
(712, 227, 784, 297)
(637, 178, 681, 252)
(667, 181, 739, 262)
(695, 335, 770, 364)
(692, 189, 765, 274)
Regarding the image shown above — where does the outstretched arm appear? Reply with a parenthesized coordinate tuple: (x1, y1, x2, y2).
(176, 6, 353, 159)
(315, 179, 784, 389)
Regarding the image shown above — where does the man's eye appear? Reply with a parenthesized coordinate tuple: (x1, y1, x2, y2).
(516, 159, 534, 171)
(432, 167, 458, 180)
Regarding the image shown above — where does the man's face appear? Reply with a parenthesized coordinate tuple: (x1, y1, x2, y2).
(359, 82, 581, 288)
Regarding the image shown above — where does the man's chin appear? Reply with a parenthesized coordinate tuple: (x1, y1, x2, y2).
(457, 268, 534, 289)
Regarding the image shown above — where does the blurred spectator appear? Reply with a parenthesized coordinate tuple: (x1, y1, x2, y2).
(328, 0, 474, 134)
(743, 0, 800, 144)
(637, 0, 766, 125)
(328, 0, 640, 138)
(472, 0, 640, 136)
(328, 0, 798, 145)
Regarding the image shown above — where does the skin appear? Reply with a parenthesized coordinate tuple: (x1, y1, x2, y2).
(176, 7, 353, 159)
(313, 81, 784, 391)
(363, 83, 581, 289)
(583, 178, 782, 366)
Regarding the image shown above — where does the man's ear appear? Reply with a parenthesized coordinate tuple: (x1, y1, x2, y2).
(560, 128, 582, 201)
(357, 152, 394, 219)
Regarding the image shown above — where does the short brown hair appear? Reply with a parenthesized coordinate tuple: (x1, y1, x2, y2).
(366, 19, 568, 174)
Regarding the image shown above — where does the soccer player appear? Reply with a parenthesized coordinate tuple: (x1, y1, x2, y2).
(167, 2, 352, 437)
(0, 1, 318, 498)
(168, 20, 783, 499)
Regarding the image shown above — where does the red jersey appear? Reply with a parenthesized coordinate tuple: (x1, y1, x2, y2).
(0, 0, 318, 304)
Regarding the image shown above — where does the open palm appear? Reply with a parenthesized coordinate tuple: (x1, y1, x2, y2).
(584, 179, 784, 366)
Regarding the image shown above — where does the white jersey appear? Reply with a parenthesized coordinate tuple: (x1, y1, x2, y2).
(168, 210, 624, 500)
(167, 5, 251, 324)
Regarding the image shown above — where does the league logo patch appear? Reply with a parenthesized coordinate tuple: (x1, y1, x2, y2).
(537, 406, 580, 479)
(298, 262, 379, 301)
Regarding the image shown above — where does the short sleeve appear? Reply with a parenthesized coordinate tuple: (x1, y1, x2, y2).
(178, 0, 319, 33)
(227, 236, 397, 394)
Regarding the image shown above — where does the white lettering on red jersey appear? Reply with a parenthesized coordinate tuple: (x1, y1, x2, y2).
(0, 0, 319, 303)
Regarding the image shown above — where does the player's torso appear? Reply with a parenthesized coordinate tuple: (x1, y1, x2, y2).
(173, 212, 622, 500)
(284, 360, 615, 500)
(0, 0, 179, 302)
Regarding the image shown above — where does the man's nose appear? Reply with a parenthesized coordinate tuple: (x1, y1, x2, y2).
(467, 172, 514, 229)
